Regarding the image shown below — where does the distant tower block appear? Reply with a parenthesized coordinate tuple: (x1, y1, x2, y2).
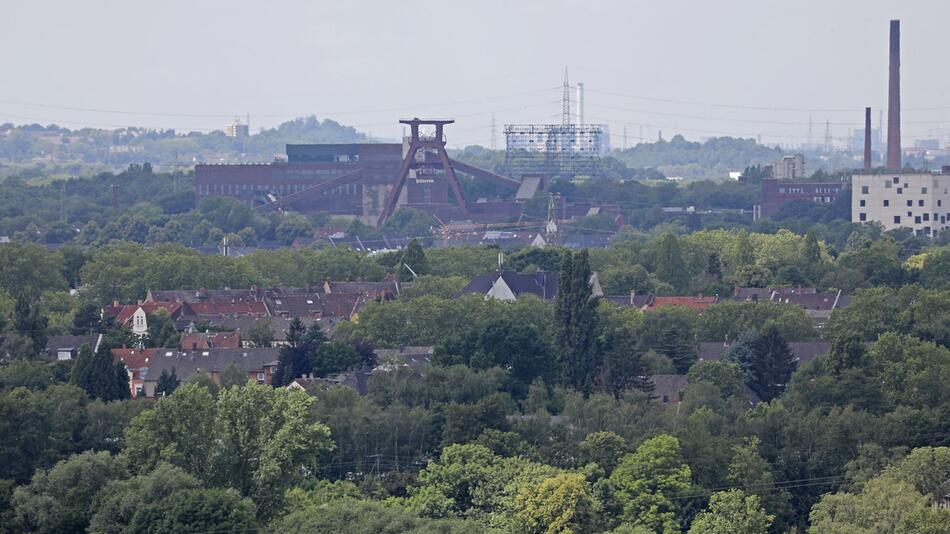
(377, 119, 469, 226)
(864, 107, 872, 169)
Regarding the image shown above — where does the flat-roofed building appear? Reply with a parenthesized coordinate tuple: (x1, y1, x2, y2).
(852, 171, 950, 237)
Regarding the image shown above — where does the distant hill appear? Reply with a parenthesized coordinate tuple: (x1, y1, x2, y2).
(613, 135, 783, 181)
(0, 116, 370, 177)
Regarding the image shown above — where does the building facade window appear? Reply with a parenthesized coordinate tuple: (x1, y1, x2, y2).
(859, 213, 867, 221)
(883, 200, 889, 207)
(919, 200, 925, 207)
(860, 199, 866, 207)
(894, 216, 901, 224)
(861, 186, 869, 194)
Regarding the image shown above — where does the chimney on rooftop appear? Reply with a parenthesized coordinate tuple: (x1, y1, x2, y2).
(864, 107, 872, 169)
(886, 20, 901, 170)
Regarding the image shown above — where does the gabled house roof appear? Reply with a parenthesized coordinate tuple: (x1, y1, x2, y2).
(191, 316, 325, 341)
(112, 348, 159, 371)
(456, 271, 560, 300)
(649, 374, 761, 406)
(143, 348, 281, 382)
(147, 288, 259, 304)
(46, 334, 101, 357)
(373, 346, 434, 371)
(287, 370, 372, 396)
(182, 301, 268, 317)
(179, 331, 242, 350)
(732, 287, 817, 301)
(265, 293, 366, 319)
(650, 374, 690, 405)
(772, 291, 846, 311)
(104, 302, 184, 325)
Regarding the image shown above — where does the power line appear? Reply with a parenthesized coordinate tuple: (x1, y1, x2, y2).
(0, 88, 559, 121)
(585, 87, 950, 113)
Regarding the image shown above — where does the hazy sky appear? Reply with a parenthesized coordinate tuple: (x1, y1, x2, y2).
(3, 0, 949, 148)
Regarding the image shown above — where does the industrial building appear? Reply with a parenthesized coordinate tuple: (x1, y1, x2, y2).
(503, 69, 609, 179)
(757, 178, 845, 219)
(849, 20, 950, 237)
(852, 171, 950, 236)
(196, 119, 533, 226)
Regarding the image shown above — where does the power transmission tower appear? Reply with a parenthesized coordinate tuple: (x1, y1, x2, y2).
(807, 115, 813, 148)
(824, 120, 832, 152)
(490, 114, 496, 151)
(561, 67, 571, 125)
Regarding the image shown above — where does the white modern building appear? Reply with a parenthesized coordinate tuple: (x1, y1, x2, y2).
(852, 170, 950, 236)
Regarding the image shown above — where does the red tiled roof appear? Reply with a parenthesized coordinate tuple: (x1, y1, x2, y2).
(112, 348, 158, 370)
(179, 331, 242, 350)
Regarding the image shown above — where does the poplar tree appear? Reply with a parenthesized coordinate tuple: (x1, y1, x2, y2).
(655, 233, 689, 291)
(555, 250, 600, 395)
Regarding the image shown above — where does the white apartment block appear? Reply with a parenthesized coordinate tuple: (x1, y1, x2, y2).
(852, 171, 950, 236)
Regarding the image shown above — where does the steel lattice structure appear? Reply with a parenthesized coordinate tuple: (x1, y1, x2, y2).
(504, 124, 608, 179)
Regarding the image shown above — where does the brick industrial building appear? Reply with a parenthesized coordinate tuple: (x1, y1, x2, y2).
(195, 120, 537, 226)
(756, 178, 845, 219)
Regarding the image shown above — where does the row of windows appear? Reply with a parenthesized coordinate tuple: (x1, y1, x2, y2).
(859, 212, 950, 225)
(859, 199, 943, 208)
(197, 183, 361, 196)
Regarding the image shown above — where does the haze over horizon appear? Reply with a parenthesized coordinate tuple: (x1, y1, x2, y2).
(3, 0, 949, 148)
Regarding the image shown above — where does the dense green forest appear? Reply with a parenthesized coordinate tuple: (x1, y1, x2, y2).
(1, 216, 950, 531)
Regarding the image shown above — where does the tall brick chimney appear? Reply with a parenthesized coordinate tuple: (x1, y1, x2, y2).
(864, 107, 872, 169)
(886, 20, 901, 169)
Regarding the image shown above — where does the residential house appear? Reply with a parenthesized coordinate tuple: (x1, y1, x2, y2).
(139, 348, 280, 398)
(112, 348, 158, 397)
(103, 301, 185, 336)
(731, 287, 851, 327)
(178, 331, 242, 351)
(372, 346, 435, 371)
(732, 287, 818, 302)
(265, 293, 365, 320)
(456, 271, 603, 301)
(649, 374, 761, 407)
(287, 369, 372, 395)
(146, 288, 260, 304)
(45, 334, 102, 360)
(191, 316, 324, 346)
